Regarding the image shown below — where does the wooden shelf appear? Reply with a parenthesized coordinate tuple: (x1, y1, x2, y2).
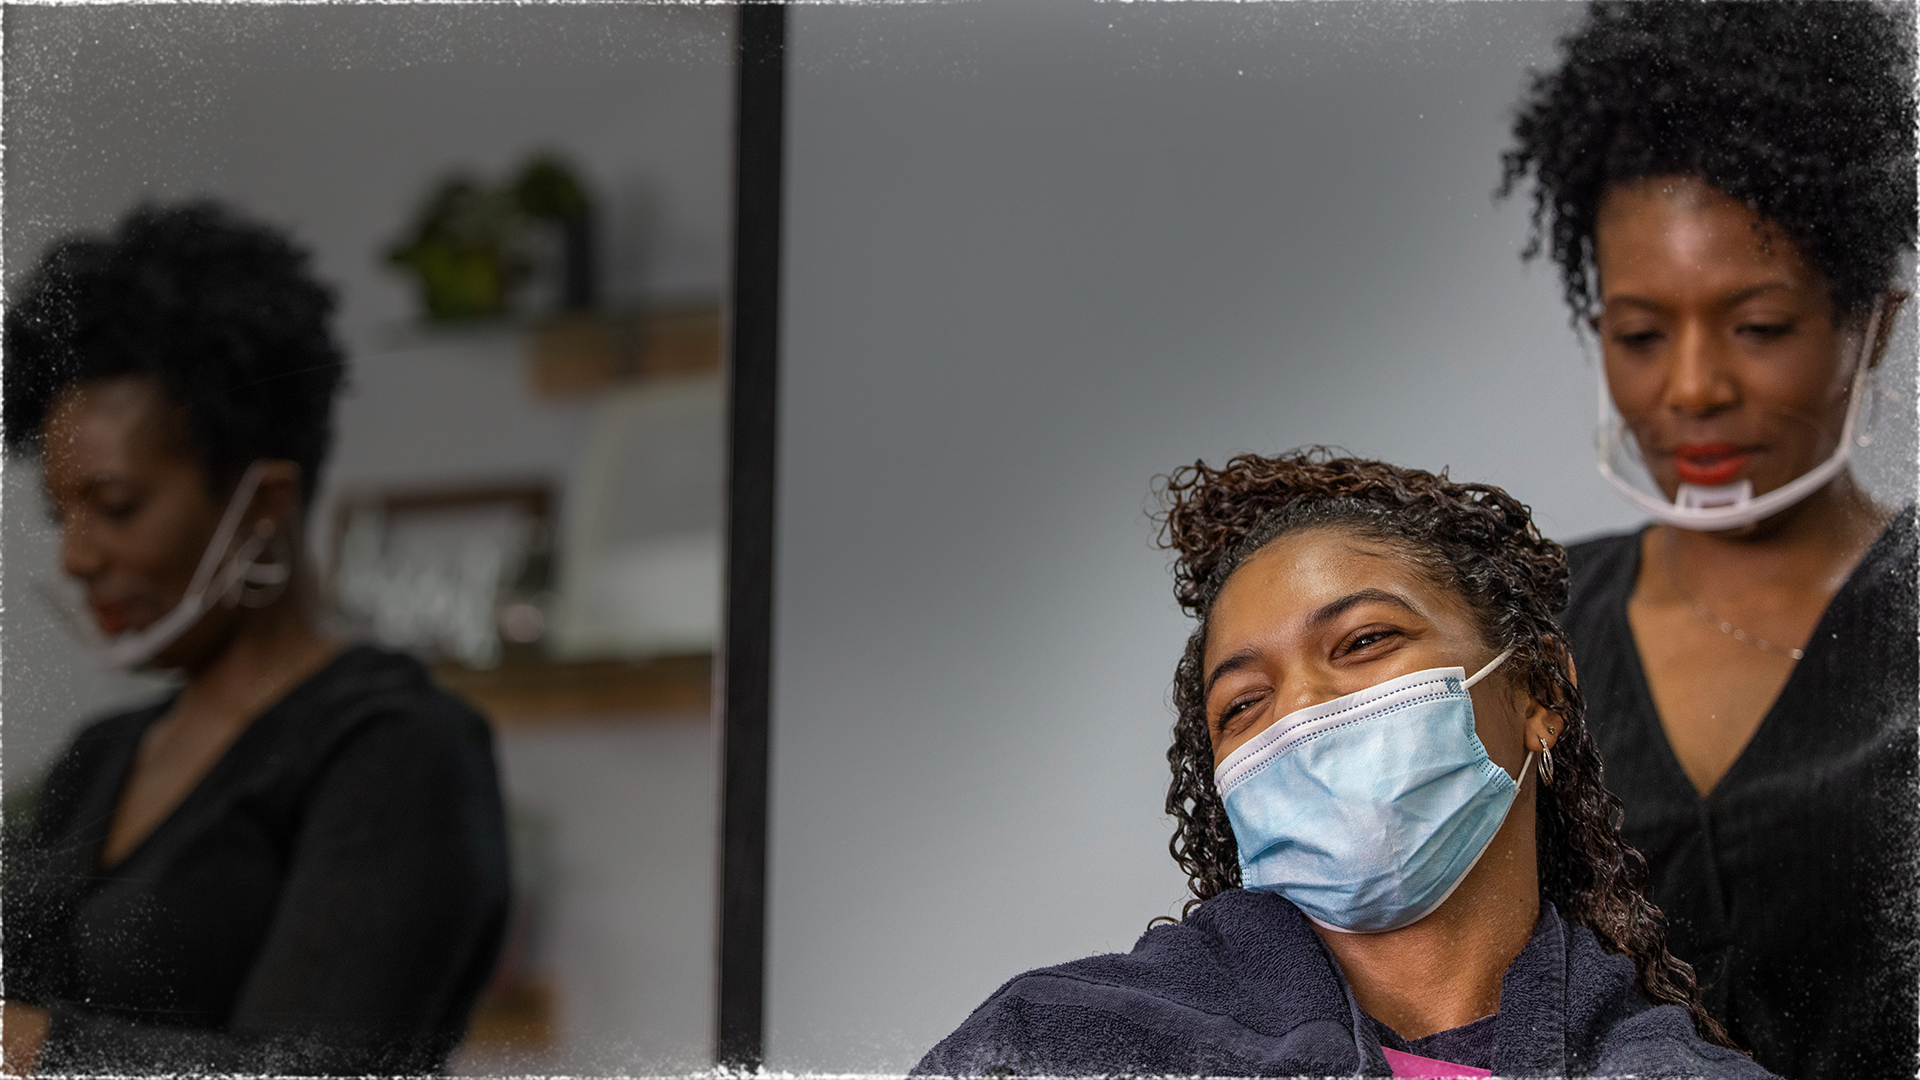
(529, 302, 721, 396)
(433, 654, 711, 725)
(462, 978, 557, 1047)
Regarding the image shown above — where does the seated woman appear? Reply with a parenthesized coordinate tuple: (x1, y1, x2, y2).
(916, 451, 1770, 1078)
(1, 202, 509, 1074)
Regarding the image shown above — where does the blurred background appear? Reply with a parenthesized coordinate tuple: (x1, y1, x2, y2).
(4, 6, 731, 1073)
(4, 2, 1913, 1076)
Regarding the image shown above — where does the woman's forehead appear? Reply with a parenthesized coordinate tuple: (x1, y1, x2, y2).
(1594, 179, 1819, 296)
(1214, 528, 1458, 629)
(42, 375, 191, 476)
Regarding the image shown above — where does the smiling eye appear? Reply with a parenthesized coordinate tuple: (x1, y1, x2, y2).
(1213, 693, 1265, 735)
(1740, 321, 1794, 340)
(1343, 628, 1398, 654)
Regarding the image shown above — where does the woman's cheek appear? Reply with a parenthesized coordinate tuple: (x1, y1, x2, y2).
(1602, 360, 1664, 415)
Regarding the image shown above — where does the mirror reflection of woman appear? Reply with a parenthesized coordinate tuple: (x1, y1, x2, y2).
(1501, 5, 1916, 1078)
(1, 203, 509, 1074)
(917, 452, 1771, 1077)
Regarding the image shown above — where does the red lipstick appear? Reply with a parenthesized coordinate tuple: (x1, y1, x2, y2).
(90, 601, 130, 636)
(1672, 443, 1753, 487)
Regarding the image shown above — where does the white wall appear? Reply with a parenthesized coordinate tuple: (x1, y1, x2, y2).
(3, 7, 731, 1070)
(767, 2, 1912, 1069)
(466, 718, 717, 1076)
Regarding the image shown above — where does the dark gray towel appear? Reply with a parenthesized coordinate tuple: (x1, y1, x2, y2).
(914, 890, 1778, 1078)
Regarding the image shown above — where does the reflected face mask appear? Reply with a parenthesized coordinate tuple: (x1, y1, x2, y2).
(1213, 647, 1526, 934)
(69, 462, 287, 670)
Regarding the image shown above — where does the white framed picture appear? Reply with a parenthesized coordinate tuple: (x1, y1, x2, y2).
(548, 371, 724, 660)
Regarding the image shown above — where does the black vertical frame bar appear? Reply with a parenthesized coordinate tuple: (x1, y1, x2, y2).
(717, 2, 785, 1071)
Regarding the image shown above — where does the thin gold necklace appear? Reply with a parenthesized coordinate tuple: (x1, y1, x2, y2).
(1660, 530, 1804, 661)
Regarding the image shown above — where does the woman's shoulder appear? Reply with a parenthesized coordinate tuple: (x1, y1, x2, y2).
(912, 890, 1361, 1076)
(1557, 919, 1778, 1079)
(1854, 503, 1917, 596)
(244, 643, 497, 788)
(1561, 528, 1644, 605)
(284, 643, 488, 737)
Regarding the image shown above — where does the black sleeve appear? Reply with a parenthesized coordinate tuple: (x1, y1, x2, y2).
(37, 709, 511, 1075)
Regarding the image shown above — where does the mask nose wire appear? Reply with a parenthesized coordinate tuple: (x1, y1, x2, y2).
(1462, 645, 1515, 689)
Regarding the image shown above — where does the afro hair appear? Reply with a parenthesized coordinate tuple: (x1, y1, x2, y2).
(4, 201, 346, 503)
(1500, 1, 1916, 326)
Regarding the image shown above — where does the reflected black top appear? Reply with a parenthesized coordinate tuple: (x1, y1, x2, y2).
(3, 645, 510, 1075)
(1561, 512, 1918, 1080)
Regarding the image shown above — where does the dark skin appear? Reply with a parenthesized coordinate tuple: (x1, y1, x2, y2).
(1202, 527, 1563, 1040)
(1594, 177, 1894, 796)
(2, 376, 343, 1075)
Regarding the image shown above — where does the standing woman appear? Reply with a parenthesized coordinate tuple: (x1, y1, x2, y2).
(1, 203, 509, 1073)
(1500, 4, 1915, 1078)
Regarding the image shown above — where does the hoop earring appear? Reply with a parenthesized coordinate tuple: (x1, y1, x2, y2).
(1538, 733, 1555, 787)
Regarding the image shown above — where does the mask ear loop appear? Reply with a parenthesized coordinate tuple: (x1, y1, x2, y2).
(1854, 368, 1880, 449)
(1465, 646, 1545, 785)
(216, 520, 294, 610)
(1463, 646, 1515, 689)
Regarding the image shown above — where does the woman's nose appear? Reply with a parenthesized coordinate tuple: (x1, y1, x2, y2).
(61, 518, 105, 581)
(1276, 674, 1347, 717)
(1664, 322, 1740, 415)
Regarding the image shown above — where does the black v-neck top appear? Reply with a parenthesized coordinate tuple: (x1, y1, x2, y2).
(1561, 511, 1918, 1080)
(2, 644, 510, 1075)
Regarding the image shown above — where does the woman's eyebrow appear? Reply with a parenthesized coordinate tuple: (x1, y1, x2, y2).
(1203, 648, 1263, 703)
(1718, 280, 1796, 307)
(1308, 588, 1419, 629)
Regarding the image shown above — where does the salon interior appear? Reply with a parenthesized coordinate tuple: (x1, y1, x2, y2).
(3, 3, 1914, 1078)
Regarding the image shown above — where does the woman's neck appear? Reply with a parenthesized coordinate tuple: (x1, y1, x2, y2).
(1660, 475, 1888, 606)
(1311, 783, 1540, 1040)
(173, 576, 342, 725)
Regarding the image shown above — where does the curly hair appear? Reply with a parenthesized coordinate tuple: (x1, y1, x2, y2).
(1152, 448, 1737, 1050)
(1498, 0, 1916, 325)
(4, 201, 346, 504)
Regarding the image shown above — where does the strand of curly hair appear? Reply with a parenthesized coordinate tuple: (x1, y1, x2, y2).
(1151, 448, 1738, 1051)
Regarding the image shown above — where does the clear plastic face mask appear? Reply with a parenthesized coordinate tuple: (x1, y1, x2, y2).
(28, 462, 285, 670)
(30, 568, 113, 653)
(1599, 394, 1848, 512)
(1593, 298, 1890, 532)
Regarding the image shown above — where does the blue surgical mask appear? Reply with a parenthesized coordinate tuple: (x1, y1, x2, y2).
(1214, 647, 1529, 934)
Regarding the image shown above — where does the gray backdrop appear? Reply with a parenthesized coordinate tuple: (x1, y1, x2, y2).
(768, 1, 1915, 1070)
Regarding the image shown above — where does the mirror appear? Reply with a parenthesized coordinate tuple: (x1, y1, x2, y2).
(3, 6, 734, 1073)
